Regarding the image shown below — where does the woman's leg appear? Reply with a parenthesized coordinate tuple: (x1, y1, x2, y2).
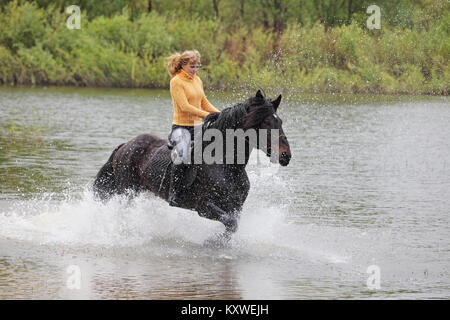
(168, 126, 192, 206)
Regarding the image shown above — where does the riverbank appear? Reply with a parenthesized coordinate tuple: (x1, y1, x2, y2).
(0, 1, 448, 95)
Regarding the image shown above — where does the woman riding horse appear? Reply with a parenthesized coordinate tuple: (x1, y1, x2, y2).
(166, 50, 220, 207)
(93, 89, 291, 240)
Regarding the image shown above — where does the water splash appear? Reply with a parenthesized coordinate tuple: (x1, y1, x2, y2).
(0, 185, 351, 266)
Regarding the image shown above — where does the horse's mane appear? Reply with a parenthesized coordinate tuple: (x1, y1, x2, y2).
(203, 95, 275, 132)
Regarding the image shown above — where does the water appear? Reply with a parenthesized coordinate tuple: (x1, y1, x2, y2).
(0, 87, 449, 299)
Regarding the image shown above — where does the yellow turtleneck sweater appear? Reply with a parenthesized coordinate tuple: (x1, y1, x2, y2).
(170, 69, 219, 126)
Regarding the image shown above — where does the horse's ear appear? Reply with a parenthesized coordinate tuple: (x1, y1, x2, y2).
(256, 90, 264, 99)
(273, 94, 282, 110)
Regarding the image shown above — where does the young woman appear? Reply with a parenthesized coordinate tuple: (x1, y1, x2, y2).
(166, 50, 219, 206)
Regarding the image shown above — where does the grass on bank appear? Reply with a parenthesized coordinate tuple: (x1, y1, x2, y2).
(0, 1, 448, 94)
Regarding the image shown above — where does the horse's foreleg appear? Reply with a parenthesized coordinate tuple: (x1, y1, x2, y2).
(197, 200, 239, 234)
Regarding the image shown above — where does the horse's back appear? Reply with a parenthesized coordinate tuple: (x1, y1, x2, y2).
(143, 143, 173, 197)
(112, 133, 167, 194)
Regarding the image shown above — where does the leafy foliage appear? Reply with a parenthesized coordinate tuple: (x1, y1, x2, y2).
(0, 0, 448, 94)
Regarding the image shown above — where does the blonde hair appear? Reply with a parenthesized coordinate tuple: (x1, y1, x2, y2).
(166, 50, 201, 78)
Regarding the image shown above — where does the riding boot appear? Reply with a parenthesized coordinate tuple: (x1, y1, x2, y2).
(168, 163, 186, 207)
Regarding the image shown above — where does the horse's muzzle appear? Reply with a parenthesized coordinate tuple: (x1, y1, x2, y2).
(266, 147, 290, 166)
(279, 151, 291, 166)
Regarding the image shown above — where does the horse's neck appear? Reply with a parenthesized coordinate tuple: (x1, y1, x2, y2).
(225, 135, 254, 168)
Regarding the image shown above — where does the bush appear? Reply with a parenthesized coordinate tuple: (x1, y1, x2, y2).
(0, 1, 447, 94)
(17, 44, 66, 85)
(0, 1, 47, 52)
(133, 13, 176, 60)
(0, 45, 18, 84)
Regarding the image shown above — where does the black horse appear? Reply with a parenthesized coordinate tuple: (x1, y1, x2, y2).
(93, 90, 291, 241)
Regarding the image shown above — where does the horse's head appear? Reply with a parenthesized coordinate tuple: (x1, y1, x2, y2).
(244, 90, 291, 166)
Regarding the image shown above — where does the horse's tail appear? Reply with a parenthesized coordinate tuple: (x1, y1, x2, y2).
(92, 143, 124, 200)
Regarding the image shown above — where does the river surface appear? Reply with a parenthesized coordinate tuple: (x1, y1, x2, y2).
(0, 87, 449, 299)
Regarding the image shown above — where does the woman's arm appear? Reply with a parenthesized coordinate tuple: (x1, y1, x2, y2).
(198, 77, 220, 113)
(171, 80, 209, 118)
(201, 95, 220, 113)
